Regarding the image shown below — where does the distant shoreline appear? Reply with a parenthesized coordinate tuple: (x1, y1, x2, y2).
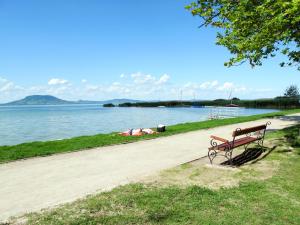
(108, 98, 300, 109)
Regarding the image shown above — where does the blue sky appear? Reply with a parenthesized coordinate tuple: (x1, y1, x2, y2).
(0, 0, 299, 103)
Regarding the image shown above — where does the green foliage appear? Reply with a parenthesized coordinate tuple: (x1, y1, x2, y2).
(119, 98, 300, 109)
(186, 0, 300, 70)
(103, 103, 115, 107)
(119, 101, 189, 107)
(0, 109, 300, 163)
(284, 85, 300, 98)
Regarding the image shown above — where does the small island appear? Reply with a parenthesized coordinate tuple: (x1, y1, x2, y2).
(103, 103, 115, 107)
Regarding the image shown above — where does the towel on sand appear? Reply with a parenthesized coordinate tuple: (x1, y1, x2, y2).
(119, 128, 156, 136)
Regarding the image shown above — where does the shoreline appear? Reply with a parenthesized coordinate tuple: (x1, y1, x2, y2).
(1, 109, 300, 164)
(0, 105, 277, 146)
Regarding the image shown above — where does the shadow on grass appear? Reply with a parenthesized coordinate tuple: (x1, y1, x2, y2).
(277, 115, 300, 122)
(220, 146, 276, 167)
(220, 124, 300, 167)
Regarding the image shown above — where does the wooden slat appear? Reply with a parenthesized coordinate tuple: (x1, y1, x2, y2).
(233, 136, 257, 147)
(209, 136, 258, 150)
(210, 135, 229, 143)
(232, 125, 266, 137)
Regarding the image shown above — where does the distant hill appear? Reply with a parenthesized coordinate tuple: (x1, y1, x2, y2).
(2, 95, 141, 105)
(2, 95, 73, 105)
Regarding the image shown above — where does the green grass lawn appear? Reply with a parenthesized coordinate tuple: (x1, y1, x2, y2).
(1, 109, 300, 164)
(16, 124, 300, 225)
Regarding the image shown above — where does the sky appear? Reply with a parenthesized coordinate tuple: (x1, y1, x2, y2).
(0, 0, 299, 103)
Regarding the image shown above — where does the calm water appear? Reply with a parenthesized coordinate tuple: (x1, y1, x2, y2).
(0, 105, 278, 146)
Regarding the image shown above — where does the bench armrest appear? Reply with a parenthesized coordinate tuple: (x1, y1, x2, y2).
(210, 135, 229, 143)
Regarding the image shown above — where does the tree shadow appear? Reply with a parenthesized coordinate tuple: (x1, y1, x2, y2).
(276, 149, 292, 153)
(276, 115, 300, 122)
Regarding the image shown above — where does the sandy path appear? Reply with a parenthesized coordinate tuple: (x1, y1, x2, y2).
(0, 114, 299, 221)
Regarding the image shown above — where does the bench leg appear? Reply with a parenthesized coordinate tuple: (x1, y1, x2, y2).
(244, 143, 250, 151)
(257, 139, 265, 151)
(225, 148, 233, 165)
(208, 149, 217, 164)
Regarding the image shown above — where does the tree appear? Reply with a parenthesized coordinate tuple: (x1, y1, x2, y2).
(284, 85, 300, 98)
(103, 103, 115, 107)
(186, 0, 300, 70)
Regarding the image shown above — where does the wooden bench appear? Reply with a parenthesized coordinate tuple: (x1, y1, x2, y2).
(208, 122, 271, 164)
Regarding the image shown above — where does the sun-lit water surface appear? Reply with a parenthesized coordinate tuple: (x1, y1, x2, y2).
(0, 105, 278, 146)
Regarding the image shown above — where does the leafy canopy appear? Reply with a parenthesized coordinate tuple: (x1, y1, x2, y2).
(186, 0, 300, 70)
(284, 85, 300, 98)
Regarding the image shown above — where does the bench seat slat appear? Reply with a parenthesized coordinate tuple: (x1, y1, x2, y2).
(209, 136, 258, 151)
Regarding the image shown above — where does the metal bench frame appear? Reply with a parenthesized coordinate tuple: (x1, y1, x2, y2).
(208, 121, 271, 164)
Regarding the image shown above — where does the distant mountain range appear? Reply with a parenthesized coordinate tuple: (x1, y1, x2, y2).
(1, 95, 141, 106)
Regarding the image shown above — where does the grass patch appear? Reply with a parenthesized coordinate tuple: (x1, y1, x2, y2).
(1, 109, 300, 164)
(12, 125, 300, 225)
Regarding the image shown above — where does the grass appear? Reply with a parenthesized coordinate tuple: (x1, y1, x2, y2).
(1, 109, 300, 164)
(15, 125, 300, 225)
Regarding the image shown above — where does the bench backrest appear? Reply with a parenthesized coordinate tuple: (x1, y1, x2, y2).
(232, 124, 267, 137)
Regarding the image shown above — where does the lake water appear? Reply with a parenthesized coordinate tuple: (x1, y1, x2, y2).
(0, 105, 278, 146)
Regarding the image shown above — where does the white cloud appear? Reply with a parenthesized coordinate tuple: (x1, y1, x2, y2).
(199, 82, 209, 89)
(0, 77, 8, 83)
(199, 80, 219, 89)
(107, 82, 130, 94)
(211, 80, 218, 88)
(45, 78, 73, 97)
(182, 80, 219, 92)
(0, 82, 14, 92)
(156, 74, 170, 84)
(120, 74, 125, 78)
(131, 72, 156, 84)
(217, 82, 234, 91)
(0, 74, 275, 103)
(48, 78, 69, 85)
(215, 82, 247, 93)
(179, 80, 249, 100)
(86, 85, 101, 92)
(81, 79, 87, 83)
(0, 77, 23, 93)
(0, 77, 27, 102)
(234, 86, 247, 92)
(130, 72, 170, 86)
